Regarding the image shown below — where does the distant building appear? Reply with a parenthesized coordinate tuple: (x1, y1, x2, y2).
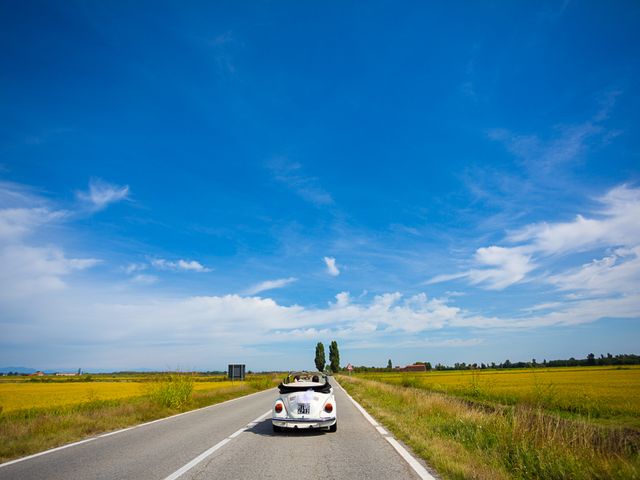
(55, 372, 78, 376)
(399, 364, 427, 372)
(29, 371, 45, 376)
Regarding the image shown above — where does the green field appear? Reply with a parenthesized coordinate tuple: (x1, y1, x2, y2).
(339, 366, 640, 480)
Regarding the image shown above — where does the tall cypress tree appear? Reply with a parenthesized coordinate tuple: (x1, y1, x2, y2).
(314, 342, 325, 372)
(329, 340, 340, 373)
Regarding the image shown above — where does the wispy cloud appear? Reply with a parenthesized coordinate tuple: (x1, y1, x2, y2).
(0, 245, 100, 299)
(548, 247, 640, 296)
(488, 90, 622, 174)
(268, 157, 333, 206)
(76, 179, 130, 211)
(244, 277, 297, 295)
(461, 92, 625, 231)
(0, 207, 67, 241)
(0, 182, 100, 298)
(151, 258, 212, 273)
(211, 30, 234, 47)
(206, 30, 241, 75)
(122, 263, 147, 275)
(130, 274, 159, 285)
(323, 256, 340, 276)
(428, 246, 536, 290)
(0, 181, 69, 241)
(429, 184, 640, 294)
(507, 185, 640, 255)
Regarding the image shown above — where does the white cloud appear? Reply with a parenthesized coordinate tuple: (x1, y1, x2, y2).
(122, 263, 147, 275)
(9, 290, 635, 340)
(429, 246, 535, 290)
(151, 258, 212, 273)
(467, 246, 536, 289)
(333, 291, 350, 307)
(548, 247, 640, 295)
(130, 274, 159, 285)
(2, 178, 638, 370)
(76, 179, 129, 211)
(0, 245, 100, 298)
(323, 256, 340, 276)
(0, 207, 67, 241)
(0, 182, 99, 298)
(3, 277, 639, 369)
(509, 185, 640, 255)
(245, 277, 297, 295)
(431, 185, 640, 291)
(393, 337, 485, 348)
(177, 260, 211, 272)
(0, 181, 69, 241)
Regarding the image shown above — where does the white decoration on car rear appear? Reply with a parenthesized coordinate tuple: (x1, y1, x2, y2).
(302, 389, 314, 403)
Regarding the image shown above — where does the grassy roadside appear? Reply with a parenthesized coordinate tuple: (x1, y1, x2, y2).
(0, 375, 278, 464)
(338, 375, 640, 480)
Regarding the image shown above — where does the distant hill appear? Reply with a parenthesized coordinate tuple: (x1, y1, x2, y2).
(0, 366, 37, 374)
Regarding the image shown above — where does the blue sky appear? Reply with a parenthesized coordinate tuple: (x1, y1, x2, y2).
(1, 1, 639, 371)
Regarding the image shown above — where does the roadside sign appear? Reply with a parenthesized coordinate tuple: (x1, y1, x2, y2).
(228, 364, 245, 381)
(346, 363, 353, 375)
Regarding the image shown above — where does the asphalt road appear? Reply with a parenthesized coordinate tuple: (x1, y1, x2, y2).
(0, 379, 435, 480)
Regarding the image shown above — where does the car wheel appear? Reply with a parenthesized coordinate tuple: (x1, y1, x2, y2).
(272, 424, 282, 433)
(329, 422, 337, 432)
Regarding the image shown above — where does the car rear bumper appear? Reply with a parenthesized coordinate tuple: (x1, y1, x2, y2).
(272, 417, 336, 429)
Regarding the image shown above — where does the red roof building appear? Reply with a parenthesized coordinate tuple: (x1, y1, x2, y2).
(399, 364, 427, 372)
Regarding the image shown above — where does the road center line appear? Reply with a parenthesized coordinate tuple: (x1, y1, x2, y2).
(163, 409, 271, 480)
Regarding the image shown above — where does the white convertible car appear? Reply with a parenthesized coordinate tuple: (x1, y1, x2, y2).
(272, 371, 337, 432)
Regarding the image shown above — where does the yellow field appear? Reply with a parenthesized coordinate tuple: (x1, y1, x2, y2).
(355, 366, 640, 426)
(0, 379, 238, 413)
(0, 374, 280, 464)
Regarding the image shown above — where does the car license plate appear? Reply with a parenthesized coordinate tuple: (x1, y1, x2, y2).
(297, 403, 310, 414)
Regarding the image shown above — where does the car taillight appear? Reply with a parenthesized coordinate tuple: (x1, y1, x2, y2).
(324, 402, 333, 413)
(275, 403, 283, 413)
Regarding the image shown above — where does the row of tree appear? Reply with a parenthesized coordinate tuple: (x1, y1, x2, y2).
(341, 353, 640, 373)
(314, 341, 340, 372)
(439, 353, 640, 370)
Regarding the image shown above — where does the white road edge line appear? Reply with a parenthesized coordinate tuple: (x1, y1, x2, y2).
(335, 380, 436, 480)
(163, 409, 271, 480)
(0, 438, 96, 468)
(0, 388, 275, 469)
(376, 426, 388, 435)
(385, 438, 435, 480)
